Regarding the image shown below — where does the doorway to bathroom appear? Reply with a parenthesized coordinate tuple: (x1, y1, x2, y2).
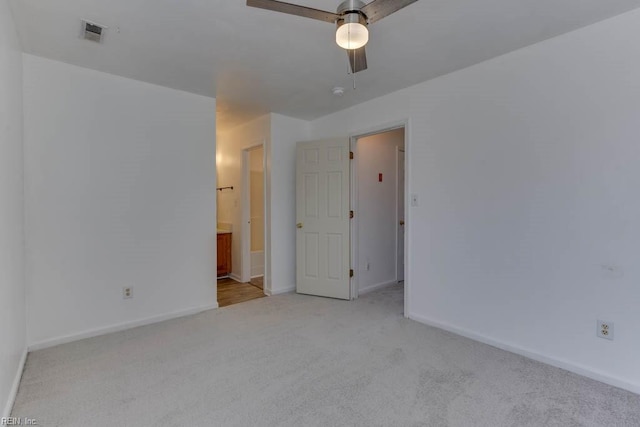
(215, 138, 267, 308)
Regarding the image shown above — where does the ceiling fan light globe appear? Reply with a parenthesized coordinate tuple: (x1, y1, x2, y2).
(336, 22, 369, 50)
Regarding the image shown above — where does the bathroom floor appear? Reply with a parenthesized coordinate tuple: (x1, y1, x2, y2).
(249, 276, 263, 290)
(217, 277, 265, 307)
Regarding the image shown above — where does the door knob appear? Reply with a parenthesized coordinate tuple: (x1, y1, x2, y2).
(399, 220, 405, 226)
(297, 222, 303, 229)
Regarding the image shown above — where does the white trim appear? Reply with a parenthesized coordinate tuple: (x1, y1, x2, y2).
(28, 303, 218, 351)
(395, 147, 399, 282)
(265, 285, 296, 296)
(349, 119, 411, 315)
(229, 273, 243, 283)
(250, 250, 265, 278)
(408, 312, 640, 395)
(358, 280, 399, 296)
(349, 136, 359, 300)
(2, 348, 28, 418)
(263, 128, 272, 296)
(348, 121, 406, 140)
(241, 142, 266, 284)
(402, 119, 411, 318)
(240, 148, 251, 282)
(395, 146, 405, 283)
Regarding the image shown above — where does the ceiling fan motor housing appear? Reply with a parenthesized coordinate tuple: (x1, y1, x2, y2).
(337, 0, 367, 19)
(336, 0, 368, 37)
(337, 11, 367, 29)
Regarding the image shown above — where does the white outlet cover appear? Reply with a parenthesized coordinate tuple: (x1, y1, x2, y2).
(597, 319, 614, 340)
(123, 287, 133, 299)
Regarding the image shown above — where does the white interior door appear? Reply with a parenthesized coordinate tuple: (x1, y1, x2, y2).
(296, 138, 351, 300)
(397, 148, 405, 282)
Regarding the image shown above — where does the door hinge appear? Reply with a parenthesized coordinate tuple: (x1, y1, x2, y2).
(349, 151, 354, 160)
(350, 269, 354, 278)
(350, 210, 354, 219)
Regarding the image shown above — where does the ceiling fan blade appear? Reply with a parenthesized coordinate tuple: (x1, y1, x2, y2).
(361, 0, 419, 24)
(246, 0, 339, 24)
(347, 47, 368, 73)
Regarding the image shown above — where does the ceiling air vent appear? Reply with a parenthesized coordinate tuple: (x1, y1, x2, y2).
(81, 20, 106, 43)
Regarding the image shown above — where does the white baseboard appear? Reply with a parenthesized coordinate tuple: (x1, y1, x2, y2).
(265, 285, 296, 296)
(358, 280, 399, 296)
(3, 348, 27, 418)
(28, 303, 219, 352)
(251, 268, 264, 277)
(408, 312, 640, 395)
(229, 273, 242, 282)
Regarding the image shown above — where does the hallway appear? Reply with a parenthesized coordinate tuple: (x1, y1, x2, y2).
(217, 278, 264, 307)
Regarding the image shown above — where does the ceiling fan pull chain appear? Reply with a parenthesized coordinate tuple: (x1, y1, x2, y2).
(353, 55, 356, 89)
(348, 26, 353, 76)
(352, 42, 357, 89)
(349, 27, 356, 89)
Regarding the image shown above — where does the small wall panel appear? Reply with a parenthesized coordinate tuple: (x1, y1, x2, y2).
(327, 233, 343, 280)
(304, 232, 319, 278)
(304, 173, 319, 218)
(327, 171, 343, 218)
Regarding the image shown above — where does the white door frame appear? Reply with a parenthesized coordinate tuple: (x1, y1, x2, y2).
(349, 119, 411, 317)
(241, 142, 267, 292)
(396, 146, 405, 282)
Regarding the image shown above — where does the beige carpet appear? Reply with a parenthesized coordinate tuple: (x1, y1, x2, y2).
(12, 284, 640, 426)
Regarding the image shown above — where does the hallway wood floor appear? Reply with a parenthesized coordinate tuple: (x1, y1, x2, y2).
(217, 277, 265, 307)
(249, 276, 263, 289)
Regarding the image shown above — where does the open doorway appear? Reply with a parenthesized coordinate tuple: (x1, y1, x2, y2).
(350, 127, 406, 299)
(215, 137, 267, 308)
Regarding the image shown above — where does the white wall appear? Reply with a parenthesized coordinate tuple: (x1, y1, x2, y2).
(0, 0, 26, 417)
(23, 55, 217, 348)
(217, 115, 270, 281)
(268, 114, 309, 294)
(250, 251, 264, 278)
(309, 9, 640, 393)
(355, 128, 404, 293)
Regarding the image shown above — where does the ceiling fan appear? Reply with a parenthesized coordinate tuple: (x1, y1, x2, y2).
(246, 0, 419, 73)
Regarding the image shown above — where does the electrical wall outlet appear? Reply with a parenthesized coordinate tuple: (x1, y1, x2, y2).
(123, 287, 133, 299)
(597, 320, 614, 340)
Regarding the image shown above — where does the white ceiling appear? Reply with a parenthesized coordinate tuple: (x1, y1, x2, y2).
(10, 0, 640, 130)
